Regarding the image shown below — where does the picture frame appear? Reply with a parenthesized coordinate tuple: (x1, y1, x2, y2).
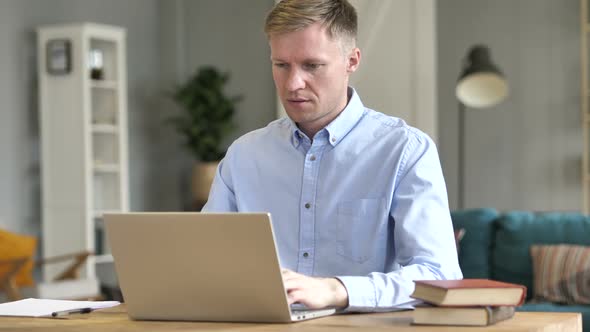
(46, 39, 71, 75)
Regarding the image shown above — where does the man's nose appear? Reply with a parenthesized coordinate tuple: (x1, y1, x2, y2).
(286, 69, 305, 91)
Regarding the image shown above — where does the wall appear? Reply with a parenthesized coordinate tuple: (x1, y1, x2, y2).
(350, 0, 437, 142)
(437, 0, 581, 211)
(0, 0, 276, 237)
(160, 0, 276, 149)
(0, 0, 183, 236)
(4, 0, 579, 241)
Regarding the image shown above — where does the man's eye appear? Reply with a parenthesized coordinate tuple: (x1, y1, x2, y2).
(304, 63, 322, 70)
(274, 63, 288, 69)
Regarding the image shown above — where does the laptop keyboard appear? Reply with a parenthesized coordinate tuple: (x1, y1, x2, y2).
(292, 309, 316, 315)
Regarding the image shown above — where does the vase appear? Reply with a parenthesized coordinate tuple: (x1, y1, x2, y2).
(192, 161, 218, 208)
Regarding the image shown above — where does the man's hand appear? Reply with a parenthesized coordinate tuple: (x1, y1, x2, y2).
(281, 269, 349, 309)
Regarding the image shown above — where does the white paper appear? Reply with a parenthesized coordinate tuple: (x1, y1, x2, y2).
(0, 298, 120, 317)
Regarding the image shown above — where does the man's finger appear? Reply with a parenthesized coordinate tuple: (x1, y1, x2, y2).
(281, 269, 303, 283)
(283, 277, 303, 291)
(281, 268, 299, 277)
(287, 289, 304, 305)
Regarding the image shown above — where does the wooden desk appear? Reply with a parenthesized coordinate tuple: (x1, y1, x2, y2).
(0, 305, 582, 332)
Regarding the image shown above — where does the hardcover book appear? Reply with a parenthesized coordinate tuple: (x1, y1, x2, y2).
(413, 305, 515, 326)
(411, 279, 526, 306)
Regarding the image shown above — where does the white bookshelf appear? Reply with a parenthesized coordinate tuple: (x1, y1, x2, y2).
(38, 23, 129, 282)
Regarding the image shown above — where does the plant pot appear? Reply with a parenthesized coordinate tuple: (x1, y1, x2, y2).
(192, 161, 219, 206)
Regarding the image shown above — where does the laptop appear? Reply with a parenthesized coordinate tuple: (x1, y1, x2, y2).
(103, 212, 336, 322)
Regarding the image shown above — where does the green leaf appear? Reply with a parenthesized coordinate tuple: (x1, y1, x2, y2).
(165, 66, 242, 161)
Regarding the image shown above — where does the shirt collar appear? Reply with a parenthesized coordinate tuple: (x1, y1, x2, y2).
(324, 87, 364, 147)
(289, 118, 303, 148)
(291, 128, 303, 148)
(288, 87, 365, 148)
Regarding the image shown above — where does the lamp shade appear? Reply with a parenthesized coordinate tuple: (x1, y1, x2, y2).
(456, 45, 508, 108)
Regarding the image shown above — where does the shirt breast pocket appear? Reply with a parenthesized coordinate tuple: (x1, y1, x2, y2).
(336, 198, 387, 264)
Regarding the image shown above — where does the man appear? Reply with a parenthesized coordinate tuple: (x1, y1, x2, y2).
(202, 0, 462, 312)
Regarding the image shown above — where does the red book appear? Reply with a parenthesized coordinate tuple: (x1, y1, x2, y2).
(411, 279, 527, 306)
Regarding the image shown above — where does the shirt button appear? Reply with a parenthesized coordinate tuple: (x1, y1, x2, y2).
(303, 252, 309, 258)
(331, 137, 336, 143)
(304, 203, 311, 209)
(310, 155, 316, 161)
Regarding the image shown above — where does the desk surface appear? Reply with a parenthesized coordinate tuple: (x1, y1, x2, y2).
(0, 305, 582, 332)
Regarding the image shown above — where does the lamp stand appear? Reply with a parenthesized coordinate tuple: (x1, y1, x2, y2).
(458, 102, 466, 209)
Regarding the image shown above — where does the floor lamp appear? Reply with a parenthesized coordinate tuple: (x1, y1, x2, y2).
(456, 45, 508, 209)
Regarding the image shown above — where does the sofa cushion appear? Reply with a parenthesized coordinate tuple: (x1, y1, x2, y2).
(519, 301, 590, 313)
(530, 244, 590, 304)
(450, 208, 499, 279)
(453, 228, 465, 252)
(493, 211, 590, 299)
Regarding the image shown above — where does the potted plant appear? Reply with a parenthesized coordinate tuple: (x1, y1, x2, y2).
(168, 66, 242, 206)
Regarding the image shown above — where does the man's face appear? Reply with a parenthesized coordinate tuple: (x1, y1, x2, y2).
(269, 22, 360, 137)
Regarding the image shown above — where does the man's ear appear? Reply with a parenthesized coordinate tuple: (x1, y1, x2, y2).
(346, 48, 361, 73)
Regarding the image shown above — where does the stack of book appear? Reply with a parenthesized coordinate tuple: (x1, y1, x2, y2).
(410, 279, 526, 326)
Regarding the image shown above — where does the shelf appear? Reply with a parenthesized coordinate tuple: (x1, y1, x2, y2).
(39, 23, 128, 284)
(94, 254, 114, 264)
(93, 210, 121, 219)
(91, 124, 118, 134)
(90, 80, 118, 90)
(93, 163, 119, 173)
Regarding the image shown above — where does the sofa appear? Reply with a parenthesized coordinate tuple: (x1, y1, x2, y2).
(451, 208, 590, 331)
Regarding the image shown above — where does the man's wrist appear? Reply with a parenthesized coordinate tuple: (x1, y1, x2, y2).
(325, 277, 349, 308)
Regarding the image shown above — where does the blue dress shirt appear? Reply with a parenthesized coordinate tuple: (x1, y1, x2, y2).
(202, 88, 463, 312)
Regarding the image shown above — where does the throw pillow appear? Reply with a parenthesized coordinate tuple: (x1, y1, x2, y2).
(454, 228, 466, 253)
(0, 229, 37, 287)
(530, 244, 590, 304)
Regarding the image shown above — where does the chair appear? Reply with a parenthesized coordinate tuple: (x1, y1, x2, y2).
(0, 228, 101, 302)
(0, 257, 28, 301)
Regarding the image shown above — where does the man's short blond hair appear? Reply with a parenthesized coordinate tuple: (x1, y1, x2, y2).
(264, 0, 357, 50)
